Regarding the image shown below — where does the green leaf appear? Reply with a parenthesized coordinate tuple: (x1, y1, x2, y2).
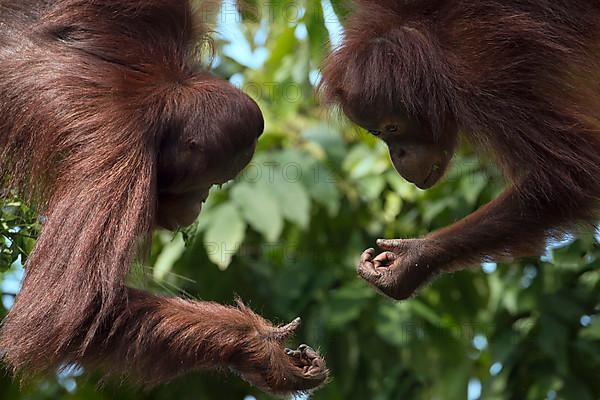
(409, 300, 443, 325)
(374, 302, 415, 347)
(551, 239, 591, 270)
(231, 183, 283, 241)
(355, 175, 386, 201)
(302, 162, 341, 216)
(305, 0, 330, 63)
(328, 0, 352, 21)
(537, 314, 569, 374)
(460, 171, 487, 205)
(383, 192, 402, 222)
(204, 203, 247, 270)
(386, 170, 419, 201)
(421, 197, 456, 224)
(343, 143, 389, 180)
(302, 123, 347, 163)
(268, 179, 311, 229)
(153, 232, 185, 281)
(325, 280, 375, 328)
(264, 25, 298, 76)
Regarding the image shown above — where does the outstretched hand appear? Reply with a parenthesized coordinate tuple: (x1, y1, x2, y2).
(357, 239, 440, 300)
(235, 316, 328, 394)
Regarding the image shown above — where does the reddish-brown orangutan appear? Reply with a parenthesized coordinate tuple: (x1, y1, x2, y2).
(321, 0, 600, 300)
(0, 0, 327, 393)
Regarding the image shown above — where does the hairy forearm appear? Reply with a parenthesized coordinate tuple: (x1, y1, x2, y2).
(426, 185, 562, 270)
(82, 289, 289, 384)
(78, 288, 325, 393)
(358, 185, 562, 300)
(359, 175, 595, 300)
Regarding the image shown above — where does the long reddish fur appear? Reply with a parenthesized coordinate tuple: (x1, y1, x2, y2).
(0, 0, 326, 393)
(321, 0, 600, 294)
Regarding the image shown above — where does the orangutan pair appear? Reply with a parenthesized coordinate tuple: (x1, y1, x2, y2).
(2, 0, 600, 395)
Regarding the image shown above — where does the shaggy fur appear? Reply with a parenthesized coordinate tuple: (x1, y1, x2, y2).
(0, 0, 327, 394)
(321, 0, 600, 299)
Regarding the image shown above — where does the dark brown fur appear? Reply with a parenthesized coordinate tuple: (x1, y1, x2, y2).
(0, 0, 327, 393)
(321, 0, 600, 299)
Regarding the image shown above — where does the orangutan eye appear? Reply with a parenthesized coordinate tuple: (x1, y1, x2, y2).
(385, 125, 399, 133)
(368, 129, 381, 136)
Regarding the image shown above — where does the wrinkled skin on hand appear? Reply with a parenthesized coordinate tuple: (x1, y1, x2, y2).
(357, 239, 441, 300)
(234, 317, 329, 394)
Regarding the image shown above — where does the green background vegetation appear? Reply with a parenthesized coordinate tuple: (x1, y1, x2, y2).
(1, 1, 599, 399)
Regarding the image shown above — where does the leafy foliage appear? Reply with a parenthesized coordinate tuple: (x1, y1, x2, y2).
(0, 199, 39, 272)
(1, 1, 599, 399)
